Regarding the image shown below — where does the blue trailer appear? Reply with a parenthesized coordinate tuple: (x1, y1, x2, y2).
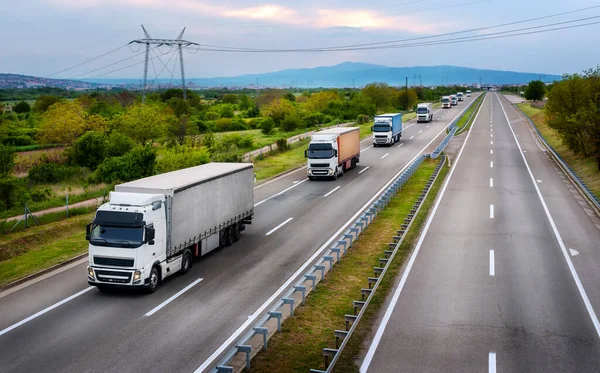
(372, 113, 403, 146)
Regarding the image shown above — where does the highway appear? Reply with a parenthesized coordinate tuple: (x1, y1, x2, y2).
(0, 95, 478, 373)
(361, 93, 600, 373)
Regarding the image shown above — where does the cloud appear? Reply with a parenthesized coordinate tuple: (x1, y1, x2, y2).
(315, 9, 444, 33)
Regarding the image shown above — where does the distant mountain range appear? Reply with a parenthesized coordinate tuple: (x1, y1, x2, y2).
(3, 63, 562, 89)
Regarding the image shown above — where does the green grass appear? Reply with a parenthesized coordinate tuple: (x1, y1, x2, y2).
(14, 144, 63, 152)
(251, 157, 449, 373)
(253, 139, 310, 182)
(0, 206, 97, 235)
(517, 103, 600, 197)
(0, 213, 91, 287)
(454, 93, 485, 134)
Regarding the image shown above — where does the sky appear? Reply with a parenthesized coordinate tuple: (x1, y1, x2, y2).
(1, 0, 599, 80)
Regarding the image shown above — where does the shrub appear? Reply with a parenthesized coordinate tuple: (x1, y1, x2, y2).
(7, 135, 34, 146)
(220, 106, 235, 118)
(13, 101, 31, 113)
(202, 132, 216, 149)
(260, 117, 275, 135)
(249, 118, 262, 129)
(276, 138, 290, 152)
(280, 115, 301, 132)
(106, 132, 135, 157)
(92, 146, 157, 183)
(156, 146, 210, 173)
(0, 144, 16, 177)
(210, 152, 242, 162)
(303, 113, 326, 127)
(356, 114, 370, 124)
(29, 186, 55, 202)
(205, 111, 220, 120)
(0, 177, 27, 211)
(229, 118, 249, 131)
(215, 118, 233, 132)
(70, 131, 107, 169)
(28, 163, 80, 184)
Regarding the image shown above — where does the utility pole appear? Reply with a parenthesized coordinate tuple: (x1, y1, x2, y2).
(130, 25, 198, 103)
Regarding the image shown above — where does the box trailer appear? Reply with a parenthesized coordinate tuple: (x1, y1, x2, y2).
(86, 163, 254, 293)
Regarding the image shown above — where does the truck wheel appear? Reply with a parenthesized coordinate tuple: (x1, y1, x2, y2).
(227, 225, 236, 244)
(308, 176, 315, 181)
(179, 251, 191, 275)
(146, 267, 160, 294)
(234, 223, 242, 242)
(223, 227, 233, 247)
(351, 159, 357, 169)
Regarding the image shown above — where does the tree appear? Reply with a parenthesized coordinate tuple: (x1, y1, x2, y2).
(93, 146, 157, 183)
(280, 115, 301, 132)
(239, 94, 253, 111)
(167, 97, 191, 117)
(119, 103, 169, 144)
(85, 114, 109, 133)
(0, 144, 15, 177)
(33, 95, 62, 112)
(38, 101, 86, 145)
(284, 92, 296, 102)
(394, 89, 419, 110)
(260, 117, 275, 135)
(255, 89, 286, 108)
(261, 98, 296, 125)
(70, 131, 107, 169)
(169, 115, 198, 145)
(304, 91, 340, 113)
(362, 83, 392, 111)
(115, 91, 136, 107)
(106, 131, 135, 157)
(221, 94, 239, 104)
(525, 80, 546, 102)
(13, 101, 31, 113)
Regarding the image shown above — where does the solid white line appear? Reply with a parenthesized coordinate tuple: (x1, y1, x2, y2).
(490, 178, 494, 187)
(490, 149, 493, 155)
(381, 153, 389, 159)
(254, 179, 308, 207)
(265, 217, 293, 236)
(397, 143, 403, 148)
(489, 352, 497, 373)
(360, 91, 488, 373)
(361, 145, 374, 153)
(145, 278, 204, 317)
(490, 161, 494, 168)
(409, 136, 414, 140)
(490, 204, 494, 218)
(489, 250, 495, 276)
(323, 186, 341, 197)
(537, 179, 542, 183)
(0, 287, 94, 337)
(359, 166, 370, 174)
(198, 100, 475, 373)
(496, 93, 600, 339)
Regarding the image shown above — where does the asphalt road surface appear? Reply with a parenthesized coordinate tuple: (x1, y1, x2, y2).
(0, 95, 479, 373)
(361, 93, 600, 373)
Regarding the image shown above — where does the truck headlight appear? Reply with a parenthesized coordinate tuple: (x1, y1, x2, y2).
(88, 267, 94, 279)
(133, 271, 141, 282)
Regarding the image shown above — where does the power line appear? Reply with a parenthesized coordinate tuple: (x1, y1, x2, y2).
(45, 44, 129, 78)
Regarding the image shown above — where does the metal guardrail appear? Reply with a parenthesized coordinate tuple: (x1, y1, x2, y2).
(508, 96, 600, 212)
(309, 154, 447, 373)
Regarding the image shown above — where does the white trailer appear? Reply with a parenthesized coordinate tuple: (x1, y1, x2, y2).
(86, 163, 254, 293)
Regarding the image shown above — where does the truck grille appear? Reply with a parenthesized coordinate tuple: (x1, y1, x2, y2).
(310, 163, 329, 168)
(312, 170, 330, 176)
(95, 269, 132, 284)
(94, 256, 134, 267)
(374, 136, 389, 144)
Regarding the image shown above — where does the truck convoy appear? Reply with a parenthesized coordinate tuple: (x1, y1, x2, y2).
(456, 92, 464, 101)
(442, 96, 452, 109)
(305, 127, 360, 180)
(417, 103, 433, 122)
(86, 163, 254, 293)
(451, 95, 458, 106)
(371, 113, 403, 146)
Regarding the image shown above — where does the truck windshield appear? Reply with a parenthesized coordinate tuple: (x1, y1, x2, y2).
(417, 107, 429, 114)
(442, 99, 450, 103)
(307, 143, 334, 159)
(373, 124, 391, 132)
(91, 224, 143, 248)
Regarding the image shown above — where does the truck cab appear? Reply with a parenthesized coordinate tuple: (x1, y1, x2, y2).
(417, 103, 433, 122)
(466, 90, 472, 97)
(305, 127, 360, 180)
(87, 192, 168, 292)
(456, 92, 464, 101)
(451, 95, 458, 106)
(442, 96, 451, 109)
(372, 113, 402, 146)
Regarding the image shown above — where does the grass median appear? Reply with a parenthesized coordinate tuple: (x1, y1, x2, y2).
(454, 93, 485, 134)
(251, 157, 449, 373)
(517, 103, 600, 197)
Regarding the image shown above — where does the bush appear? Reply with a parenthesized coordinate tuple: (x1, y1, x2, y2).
(92, 146, 157, 183)
(220, 106, 235, 118)
(202, 132, 216, 149)
(0, 177, 27, 211)
(156, 146, 210, 173)
(280, 115, 301, 132)
(210, 152, 242, 162)
(215, 118, 233, 132)
(303, 113, 326, 127)
(29, 186, 55, 202)
(13, 101, 31, 114)
(356, 114, 370, 124)
(28, 163, 80, 184)
(70, 131, 107, 169)
(205, 111, 220, 120)
(106, 132, 135, 157)
(276, 138, 290, 152)
(229, 118, 249, 131)
(248, 118, 262, 129)
(260, 117, 275, 135)
(7, 135, 34, 146)
(0, 144, 16, 177)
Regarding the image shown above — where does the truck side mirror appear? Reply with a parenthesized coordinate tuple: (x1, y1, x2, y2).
(304, 149, 308, 158)
(85, 223, 91, 241)
(333, 150, 338, 157)
(370, 126, 374, 132)
(146, 227, 155, 245)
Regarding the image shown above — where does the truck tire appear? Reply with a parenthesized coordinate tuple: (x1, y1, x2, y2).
(227, 225, 236, 245)
(234, 223, 242, 242)
(351, 158, 357, 169)
(146, 267, 160, 294)
(308, 176, 315, 181)
(179, 251, 191, 275)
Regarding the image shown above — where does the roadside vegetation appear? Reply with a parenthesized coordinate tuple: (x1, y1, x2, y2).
(251, 157, 449, 373)
(455, 93, 485, 134)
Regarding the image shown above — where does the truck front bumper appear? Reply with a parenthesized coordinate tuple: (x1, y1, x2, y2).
(308, 168, 335, 177)
(88, 267, 146, 288)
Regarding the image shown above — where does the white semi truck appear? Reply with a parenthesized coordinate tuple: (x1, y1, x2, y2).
(372, 113, 403, 146)
(417, 103, 433, 122)
(442, 96, 452, 109)
(305, 127, 360, 180)
(86, 163, 254, 293)
(456, 92, 464, 101)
